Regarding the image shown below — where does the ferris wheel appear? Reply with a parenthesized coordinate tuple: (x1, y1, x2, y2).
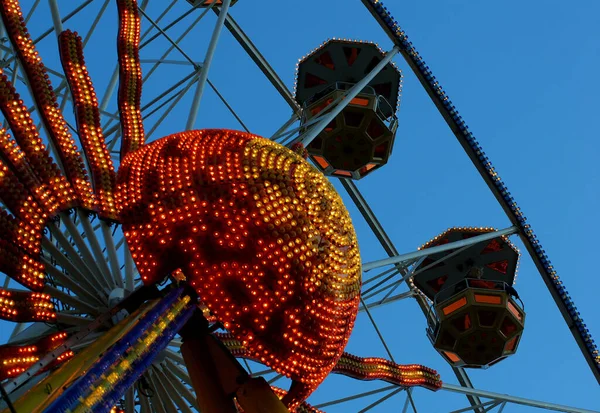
(0, 0, 596, 412)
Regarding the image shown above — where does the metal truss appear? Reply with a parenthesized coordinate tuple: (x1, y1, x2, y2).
(362, 226, 517, 272)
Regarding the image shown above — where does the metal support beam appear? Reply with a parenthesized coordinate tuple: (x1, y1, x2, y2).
(449, 400, 498, 413)
(81, 0, 110, 47)
(483, 402, 502, 412)
(139, 3, 193, 50)
(358, 387, 403, 413)
(141, 71, 197, 113)
(341, 180, 397, 252)
(56, 213, 109, 291)
(165, 357, 195, 388)
(149, 368, 176, 413)
(137, 8, 197, 71)
(69, 332, 103, 351)
(362, 226, 518, 272)
(360, 294, 397, 363)
(146, 72, 198, 139)
(361, 269, 401, 297)
(266, 373, 284, 385)
(250, 368, 275, 377)
(105, 70, 199, 140)
(215, 11, 302, 116)
(40, 256, 105, 307)
(77, 210, 115, 289)
(125, 387, 135, 413)
(207, 78, 250, 132)
(56, 313, 92, 326)
(44, 285, 102, 316)
(402, 391, 411, 413)
(442, 383, 599, 413)
(0, 382, 16, 413)
(314, 385, 397, 409)
(154, 365, 195, 413)
(272, 115, 326, 145)
(48, 0, 64, 35)
(23, 0, 41, 23)
(270, 113, 300, 140)
(101, 222, 124, 288)
(139, 388, 151, 413)
(139, 58, 197, 66)
(124, 245, 135, 292)
(42, 232, 104, 295)
(143, 8, 211, 81)
(163, 360, 200, 410)
(185, 0, 232, 130)
(8, 323, 26, 342)
(360, 290, 414, 312)
(451, 367, 486, 413)
(372, 258, 426, 303)
(363, 266, 399, 286)
(164, 348, 185, 365)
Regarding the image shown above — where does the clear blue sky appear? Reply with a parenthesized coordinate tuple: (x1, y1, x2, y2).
(10, 0, 600, 411)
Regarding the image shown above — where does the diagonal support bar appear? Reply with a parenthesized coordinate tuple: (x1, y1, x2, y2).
(185, 0, 232, 130)
(215, 11, 302, 116)
(362, 226, 518, 272)
(442, 383, 599, 413)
